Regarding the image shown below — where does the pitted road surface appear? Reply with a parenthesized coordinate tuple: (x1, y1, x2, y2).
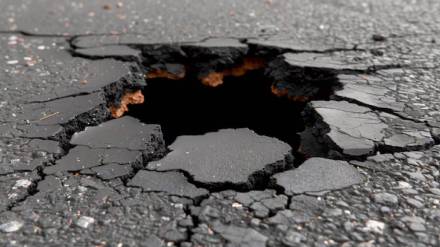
(1, 1, 440, 246)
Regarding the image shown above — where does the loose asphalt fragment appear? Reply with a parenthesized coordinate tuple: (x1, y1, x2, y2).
(273, 157, 363, 195)
(301, 100, 435, 158)
(70, 116, 164, 151)
(147, 128, 293, 189)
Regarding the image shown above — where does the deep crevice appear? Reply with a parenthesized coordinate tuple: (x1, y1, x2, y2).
(128, 69, 305, 150)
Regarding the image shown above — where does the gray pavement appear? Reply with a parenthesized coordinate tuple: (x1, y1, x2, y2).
(1, 0, 440, 246)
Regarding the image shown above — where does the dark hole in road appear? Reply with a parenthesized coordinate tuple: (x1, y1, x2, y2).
(127, 69, 305, 151)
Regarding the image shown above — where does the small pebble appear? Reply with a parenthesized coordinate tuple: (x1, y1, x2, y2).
(14, 179, 32, 189)
(75, 216, 95, 229)
(374, 192, 399, 205)
(0, 221, 24, 233)
(7, 60, 19, 65)
(429, 188, 440, 196)
(365, 220, 385, 234)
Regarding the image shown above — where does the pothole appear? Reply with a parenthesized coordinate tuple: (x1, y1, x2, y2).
(105, 47, 346, 192)
(121, 63, 314, 191)
(127, 69, 305, 151)
(25, 38, 383, 199)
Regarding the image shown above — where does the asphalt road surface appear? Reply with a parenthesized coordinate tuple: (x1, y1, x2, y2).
(1, 0, 440, 246)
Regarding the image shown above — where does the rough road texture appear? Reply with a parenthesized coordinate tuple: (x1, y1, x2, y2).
(1, 1, 440, 246)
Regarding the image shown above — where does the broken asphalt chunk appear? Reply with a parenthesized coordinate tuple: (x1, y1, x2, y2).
(43, 146, 142, 175)
(29, 59, 146, 102)
(12, 157, 48, 172)
(101, 148, 143, 164)
(91, 164, 133, 180)
(44, 117, 163, 176)
(19, 92, 107, 126)
(303, 100, 385, 157)
(335, 73, 405, 113)
(267, 51, 395, 100)
(148, 128, 292, 189)
(43, 146, 101, 174)
(128, 170, 208, 199)
(18, 124, 63, 139)
(273, 158, 362, 195)
(28, 139, 62, 155)
(279, 52, 372, 71)
(37, 175, 62, 193)
(70, 116, 164, 152)
(301, 100, 435, 157)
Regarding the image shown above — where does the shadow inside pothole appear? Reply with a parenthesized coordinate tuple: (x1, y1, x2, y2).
(127, 70, 305, 152)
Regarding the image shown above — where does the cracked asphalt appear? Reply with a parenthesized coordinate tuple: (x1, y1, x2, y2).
(1, 0, 440, 246)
